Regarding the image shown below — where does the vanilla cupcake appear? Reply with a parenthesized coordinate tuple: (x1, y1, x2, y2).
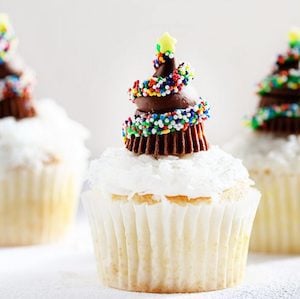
(0, 14, 89, 245)
(83, 33, 260, 293)
(226, 29, 300, 253)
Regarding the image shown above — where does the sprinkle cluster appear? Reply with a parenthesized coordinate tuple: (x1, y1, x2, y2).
(122, 100, 210, 139)
(258, 69, 300, 95)
(0, 14, 16, 64)
(153, 50, 174, 69)
(0, 76, 32, 101)
(276, 48, 299, 67)
(247, 103, 300, 130)
(129, 63, 194, 101)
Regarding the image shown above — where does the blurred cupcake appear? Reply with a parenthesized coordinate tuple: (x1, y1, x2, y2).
(226, 28, 300, 253)
(83, 33, 260, 293)
(0, 14, 89, 246)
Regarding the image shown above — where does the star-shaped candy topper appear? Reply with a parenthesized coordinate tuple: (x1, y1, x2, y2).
(156, 32, 177, 54)
(288, 27, 300, 49)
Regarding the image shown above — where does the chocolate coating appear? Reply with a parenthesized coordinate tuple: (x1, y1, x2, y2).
(135, 93, 196, 113)
(0, 61, 22, 78)
(153, 57, 176, 77)
(259, 92, 300, 107)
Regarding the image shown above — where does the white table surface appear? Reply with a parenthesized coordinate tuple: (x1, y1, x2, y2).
(1, 216, 300, 299)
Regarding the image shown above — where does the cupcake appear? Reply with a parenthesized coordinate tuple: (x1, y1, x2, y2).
(226, 28, 300, 253)
(83, 33, 260, 293)
(0, 14, 89, 245)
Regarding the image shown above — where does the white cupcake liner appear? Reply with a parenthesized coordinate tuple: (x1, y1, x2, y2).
(0, 164, 81, 246)
(83, 189, 259, 293)
(250, 170, 300, 254)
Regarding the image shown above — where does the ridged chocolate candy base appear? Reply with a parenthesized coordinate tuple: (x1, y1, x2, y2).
(0, 97, 36, 119)
(125, 122, 208, 157)
(258, 91, 300, 134)
(257, 117, 300, 135)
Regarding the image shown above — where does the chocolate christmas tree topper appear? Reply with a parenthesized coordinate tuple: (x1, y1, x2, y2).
(0, 14, 35, 120)
(123, 33, 210, 157)
(248, 28, 300, 135)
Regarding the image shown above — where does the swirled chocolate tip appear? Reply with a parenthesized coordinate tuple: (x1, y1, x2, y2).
(124, 33, 210, 157)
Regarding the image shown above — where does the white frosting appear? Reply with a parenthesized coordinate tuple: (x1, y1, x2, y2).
(87, 146, 251, 198)
(0, 98, 89, 178)
(224, 132, 300, 174)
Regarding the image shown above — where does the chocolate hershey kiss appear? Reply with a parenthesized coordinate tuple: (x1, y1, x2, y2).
(135, 57, 196, 113)
(0, 61, 22, 78)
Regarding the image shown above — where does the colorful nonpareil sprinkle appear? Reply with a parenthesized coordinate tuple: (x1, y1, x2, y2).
(0, 75, 32, 100)
(0, 14, 16, 64)
(129, 63, 194, 101)
(276, 47, 299, 67)
(153, 50, 174, 69)
(246, 103, 300, 130)
(122, 100, 210, 139)
(258, 69, 300, 95)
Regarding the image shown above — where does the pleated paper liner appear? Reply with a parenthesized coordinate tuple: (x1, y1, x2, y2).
(250, 170, 300, 253)
(0, 96, 36, 119)
(0, 164, 81, 246)
(125, 122, 208, 157)
(257, 117, 300, 135)
(83, 189, 260, 293)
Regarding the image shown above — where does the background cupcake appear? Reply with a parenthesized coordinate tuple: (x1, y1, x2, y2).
(0, 14, 89, 246)
(226, 28, 300, 253)
(83, 33, 260, 293)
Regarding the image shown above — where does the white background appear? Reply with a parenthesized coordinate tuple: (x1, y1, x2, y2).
(1, 0, 300, 156)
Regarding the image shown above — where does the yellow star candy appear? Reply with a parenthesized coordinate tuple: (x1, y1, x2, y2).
(0, 14, 9, 33)
(288, 27, 300, 46)
(157, 32, 177, 54)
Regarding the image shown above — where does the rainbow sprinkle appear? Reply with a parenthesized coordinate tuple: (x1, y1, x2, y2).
(247, 103, 300, 130)
(258, 28, 300, 95)
(258, 69, 300, 95)
(153, 50, 174, 69)
(122, 100, 210, 139)
(0, 75, 32, 101)
(276, 47, 299, 67)
(129, 63, 194, 101)
(0, 14, 16, 64)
